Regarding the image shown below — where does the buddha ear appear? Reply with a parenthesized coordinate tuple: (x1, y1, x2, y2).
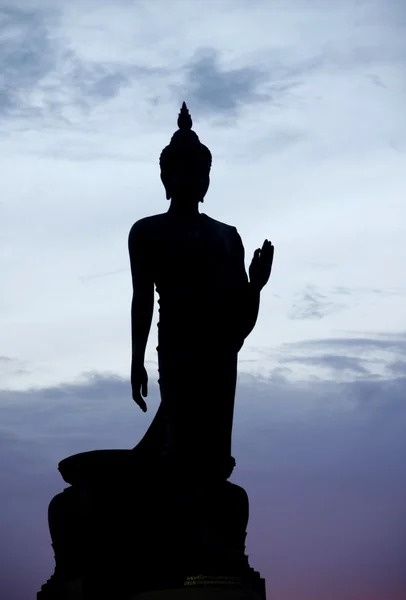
(161, 172, 171, 200)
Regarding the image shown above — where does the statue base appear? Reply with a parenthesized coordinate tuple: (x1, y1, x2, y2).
(37, 450, 266, 600)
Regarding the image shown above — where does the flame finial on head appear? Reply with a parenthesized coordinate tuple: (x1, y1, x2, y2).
(169, 101, 198, 146)
(177, 101, 193, 130)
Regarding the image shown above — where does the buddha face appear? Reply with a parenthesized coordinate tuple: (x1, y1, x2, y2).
(162, 156, 210, 203)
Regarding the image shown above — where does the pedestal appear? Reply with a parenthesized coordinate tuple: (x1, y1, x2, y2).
(37, 450, 266, 600)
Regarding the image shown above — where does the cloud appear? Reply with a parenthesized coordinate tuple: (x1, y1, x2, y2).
(0, 4, 168, 133)
(298, 332, 406, 354)
(389, 360, 406, 375)
(0, 355, 29, 378)
(178, 48, 275, 118)
(0, 7, 57, 117)
(78, 267, 127, 283)
(274, 332, 406, 381)
(286, 285, 404, 322)
(288, 284, 346, 320)
(281, 353, 370, 375)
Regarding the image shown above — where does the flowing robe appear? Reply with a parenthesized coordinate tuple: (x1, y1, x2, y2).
(129, 212, 249, 465)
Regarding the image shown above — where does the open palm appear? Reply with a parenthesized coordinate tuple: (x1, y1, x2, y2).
(249, 239, 274, 292)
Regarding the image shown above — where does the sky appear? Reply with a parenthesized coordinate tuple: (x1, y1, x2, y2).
(0, 0, 405, 598)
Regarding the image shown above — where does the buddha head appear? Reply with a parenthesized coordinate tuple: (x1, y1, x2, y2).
(159, 102, 212, 203)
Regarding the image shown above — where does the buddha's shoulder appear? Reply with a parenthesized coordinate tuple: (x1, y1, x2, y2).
(129, 213, 168, 238)
(202, 214, 237, 236)
(129, 213, 238, 239)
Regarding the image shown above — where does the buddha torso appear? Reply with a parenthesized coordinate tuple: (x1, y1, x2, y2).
(133, 211, 247, 351)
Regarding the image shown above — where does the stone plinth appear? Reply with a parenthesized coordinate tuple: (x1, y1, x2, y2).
(38, 450, 266, 600)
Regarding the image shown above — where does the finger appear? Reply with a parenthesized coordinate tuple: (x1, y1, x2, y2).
(263, 242, 273, 258)
(264, 243, 273, 256)
(134, 394, 147, 412)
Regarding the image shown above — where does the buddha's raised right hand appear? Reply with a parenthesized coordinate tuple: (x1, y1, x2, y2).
(131, 358, 148, 412)
(249, 239, 274, 292)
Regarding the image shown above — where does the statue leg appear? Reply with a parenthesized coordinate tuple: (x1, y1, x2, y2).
(38, 487, 88, 598)
(47, 486, 88, 580)
(157, 347, 238, 472)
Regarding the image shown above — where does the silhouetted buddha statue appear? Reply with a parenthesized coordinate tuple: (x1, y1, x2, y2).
(129, 102, 274, 476)
(38, 103, 272, 600)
